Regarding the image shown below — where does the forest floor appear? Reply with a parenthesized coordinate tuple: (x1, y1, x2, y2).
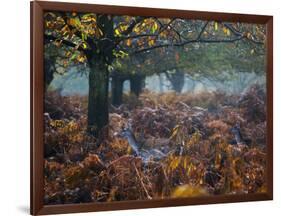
(43, 85, 267, 205)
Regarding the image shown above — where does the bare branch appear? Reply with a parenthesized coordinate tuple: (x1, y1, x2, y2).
(197, 21, 209, 40)
(223, 23, 264, 45)
(131, 20, 264, 54)
(44, 34, 87, 52)
(133, 36, 244, 54)
(118, 33, 159, 41)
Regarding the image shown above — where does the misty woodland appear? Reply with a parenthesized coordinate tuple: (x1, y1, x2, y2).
(43, 11, 267, 204)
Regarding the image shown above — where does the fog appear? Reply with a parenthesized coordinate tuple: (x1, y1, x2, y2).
(49, 67, 265, 96)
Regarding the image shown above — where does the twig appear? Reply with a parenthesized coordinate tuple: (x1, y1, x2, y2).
(133, 162, 152, 199)
(178, 101, 191, 110)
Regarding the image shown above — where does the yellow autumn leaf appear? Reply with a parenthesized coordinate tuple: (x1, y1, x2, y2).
(91, 17, 96, 22)
(127, 146, 132, 154)
(68, 18, 76, 26)
(120, 24, 128, 32)
(214, 22, 218, 31)
(226, 29, 231, 36)
(82, 43, 87, 49)
(152, 22, 158, 33)
(170, 125, 180, 139)
(87, 28, 95, 35)
(183, 157, 189, 169)
(115, 29, 121, 36)
(45, 21, 53, 28)
(81, 13, 96, 23)
(170, 157, 181, 170)
(50, 120, 64, 128)
(77, 55, 86, 63)
(65, 51, 71, 57)
(148, 39, 155, 46)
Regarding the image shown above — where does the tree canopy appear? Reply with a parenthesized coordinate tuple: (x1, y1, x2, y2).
(44, 12, 265, 76)
(44, 11, 266, 137)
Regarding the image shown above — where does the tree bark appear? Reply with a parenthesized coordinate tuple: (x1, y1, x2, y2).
(87, 59, 109, 137)
(130, 74, 145, 97)
(86, 14, 114, 138)
(166, 69, 185, 93)
(111, 74, 124, 106)
(44, 58, 56, 90)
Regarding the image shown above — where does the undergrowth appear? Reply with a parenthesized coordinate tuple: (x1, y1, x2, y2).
(44, 85, 267, 204)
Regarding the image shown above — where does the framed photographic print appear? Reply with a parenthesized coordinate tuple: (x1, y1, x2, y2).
(31, 1, 273, 215)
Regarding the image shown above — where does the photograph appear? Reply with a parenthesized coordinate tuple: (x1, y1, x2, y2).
(42, 9, 268, 205)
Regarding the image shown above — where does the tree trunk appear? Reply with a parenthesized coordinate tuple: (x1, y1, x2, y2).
(44, 58, 56, 90)
(86, 14, 114, 138)
(166, 69, 185, 93)
(158, 73, 164, 93)
(111, 74, 124, 106)
(130, 74, 145, 97)
(87, 59, 109, 137)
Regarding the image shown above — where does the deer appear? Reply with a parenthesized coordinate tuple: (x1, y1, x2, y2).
(116, 125, 167, 162)
(229, 123, 251, 146)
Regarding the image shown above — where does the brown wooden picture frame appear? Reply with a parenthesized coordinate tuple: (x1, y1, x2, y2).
(31, 1, 273, 215)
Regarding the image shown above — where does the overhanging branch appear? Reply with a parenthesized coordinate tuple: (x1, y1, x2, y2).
(223, 23, 264, 45)
(44, 34, 86, 52)
(129, 20, 263, 54)
(133, 36, 244, 54)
